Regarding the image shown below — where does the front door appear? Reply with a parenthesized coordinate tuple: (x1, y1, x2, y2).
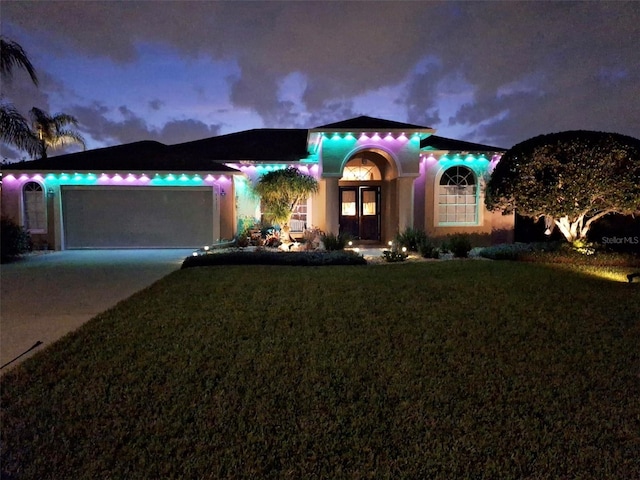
(339, 186, 380, 241)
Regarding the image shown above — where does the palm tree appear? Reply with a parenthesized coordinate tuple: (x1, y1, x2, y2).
(1, 36, 40, 157)
(29, 107, 86, 159)
(254, 167, 318, 242)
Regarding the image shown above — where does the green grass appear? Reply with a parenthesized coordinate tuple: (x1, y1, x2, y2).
(2, 261, 639, 479)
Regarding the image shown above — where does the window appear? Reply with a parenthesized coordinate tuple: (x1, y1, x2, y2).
(362, 190, 377, 215)
(438, 166, 477, 224)
(341, 157, 382, 181)
(290, 200, 308, 231)
(23, 182, 47, 232)
(341, 190, 357, 216)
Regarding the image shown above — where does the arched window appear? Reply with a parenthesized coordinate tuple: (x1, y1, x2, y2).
(23, 182, 47, 232)
(341, 157, 382, 181)
(438, 166, 478, 224)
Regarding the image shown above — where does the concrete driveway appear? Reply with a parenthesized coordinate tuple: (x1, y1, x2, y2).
(1, 249, 192, 372)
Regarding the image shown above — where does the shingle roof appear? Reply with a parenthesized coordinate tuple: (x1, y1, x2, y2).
(314, 116, 433, 131)
(2, 129, 310, 172)
(0, 141, 185, 172)
(170, 129, 309, 162)
(1, 118, 505, 173)
(421, 135, 505, 152)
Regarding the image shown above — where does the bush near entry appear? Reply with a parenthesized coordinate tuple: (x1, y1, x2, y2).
(1, 217, 31, 262)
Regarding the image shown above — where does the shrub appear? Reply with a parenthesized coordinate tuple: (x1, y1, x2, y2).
(182, 249, 366, 268)
(444, 233, 472, 258)
(235, 230, 251, 248)
(571, 239, 596, 255)
(381, 250, 408, 263)
(419, 240, 440, 259)
(395, 227, 428, 252)
(321, 232, 349, 251)
(302, 227, 324, 251)
(477, 241, 640, 267)
(477, 243, 538, 261)
(1, 217, 31, 262)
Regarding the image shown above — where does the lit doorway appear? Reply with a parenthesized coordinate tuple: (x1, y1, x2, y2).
(339, 186, 381, 241)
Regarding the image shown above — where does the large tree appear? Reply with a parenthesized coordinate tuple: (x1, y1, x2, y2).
(29, 107, 86, 159)
(0, 36, 40, 157)
(253, 167, 318, 242)
(486, 130, 640, 243)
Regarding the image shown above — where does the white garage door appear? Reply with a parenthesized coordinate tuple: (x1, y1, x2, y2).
(62, 186, 216, 248)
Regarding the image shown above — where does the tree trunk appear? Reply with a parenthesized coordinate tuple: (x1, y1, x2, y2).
(554, 215, 587, 243)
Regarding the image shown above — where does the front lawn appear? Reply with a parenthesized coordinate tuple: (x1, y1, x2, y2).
(2, 261, 639, 479)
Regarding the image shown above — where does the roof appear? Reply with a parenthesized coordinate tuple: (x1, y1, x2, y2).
(170, 129, 309, 163)
(421, 135, 505, 152)
(2, 129, 309, 172)
(1, 141, 176, 172)
(313, 115, 433, 131)
(1, 117, 504, 173)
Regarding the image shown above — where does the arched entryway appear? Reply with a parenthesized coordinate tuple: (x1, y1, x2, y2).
(338, 150, 397, 242)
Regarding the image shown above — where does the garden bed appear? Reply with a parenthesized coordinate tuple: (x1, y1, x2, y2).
(182, 248, 367, 268)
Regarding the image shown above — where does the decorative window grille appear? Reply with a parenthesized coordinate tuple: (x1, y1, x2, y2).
(23, 182, 47, 232)
(342, 165, 377, 181)
(438, 166, 478, 224)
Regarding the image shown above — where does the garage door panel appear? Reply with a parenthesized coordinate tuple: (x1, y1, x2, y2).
(62, 187, 215, 248)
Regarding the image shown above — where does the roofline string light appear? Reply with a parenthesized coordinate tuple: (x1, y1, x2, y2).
(321, 131, 419, 142)
(419, 153, 497, 164)
(3, 172, 232, 186)
(230, 164, 320, 175)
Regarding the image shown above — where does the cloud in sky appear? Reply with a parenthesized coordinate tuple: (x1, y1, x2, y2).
(2, 1, 639, 161)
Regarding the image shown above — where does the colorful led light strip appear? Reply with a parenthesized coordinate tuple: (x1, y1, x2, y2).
(2, 172, 231, 186)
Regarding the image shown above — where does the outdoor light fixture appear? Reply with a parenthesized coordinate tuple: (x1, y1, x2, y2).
(47, 188, 54, 197)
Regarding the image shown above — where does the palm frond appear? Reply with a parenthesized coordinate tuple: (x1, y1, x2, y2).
(49, 129, 86, 150)
(0, 103, 40, 156)
(28, 107, 86, 158)
(52, 113, 80, 129)
(0, 36, 38, 86)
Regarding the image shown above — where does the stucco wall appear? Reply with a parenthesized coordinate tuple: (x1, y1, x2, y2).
(320, 134, 422, 177)
(421, 155, 514, 246)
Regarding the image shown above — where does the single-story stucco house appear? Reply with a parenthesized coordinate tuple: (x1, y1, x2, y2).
(0, 116, 514, 250)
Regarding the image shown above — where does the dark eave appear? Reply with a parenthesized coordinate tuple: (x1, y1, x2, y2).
(421, 135, 506, 153)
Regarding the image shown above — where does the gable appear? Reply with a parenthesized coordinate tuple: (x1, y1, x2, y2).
(314, 116, 433, 131)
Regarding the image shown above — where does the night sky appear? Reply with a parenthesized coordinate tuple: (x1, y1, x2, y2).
(2, 1, 639, 162)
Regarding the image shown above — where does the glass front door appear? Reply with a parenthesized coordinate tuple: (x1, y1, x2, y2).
(339, 186, 380, 241)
